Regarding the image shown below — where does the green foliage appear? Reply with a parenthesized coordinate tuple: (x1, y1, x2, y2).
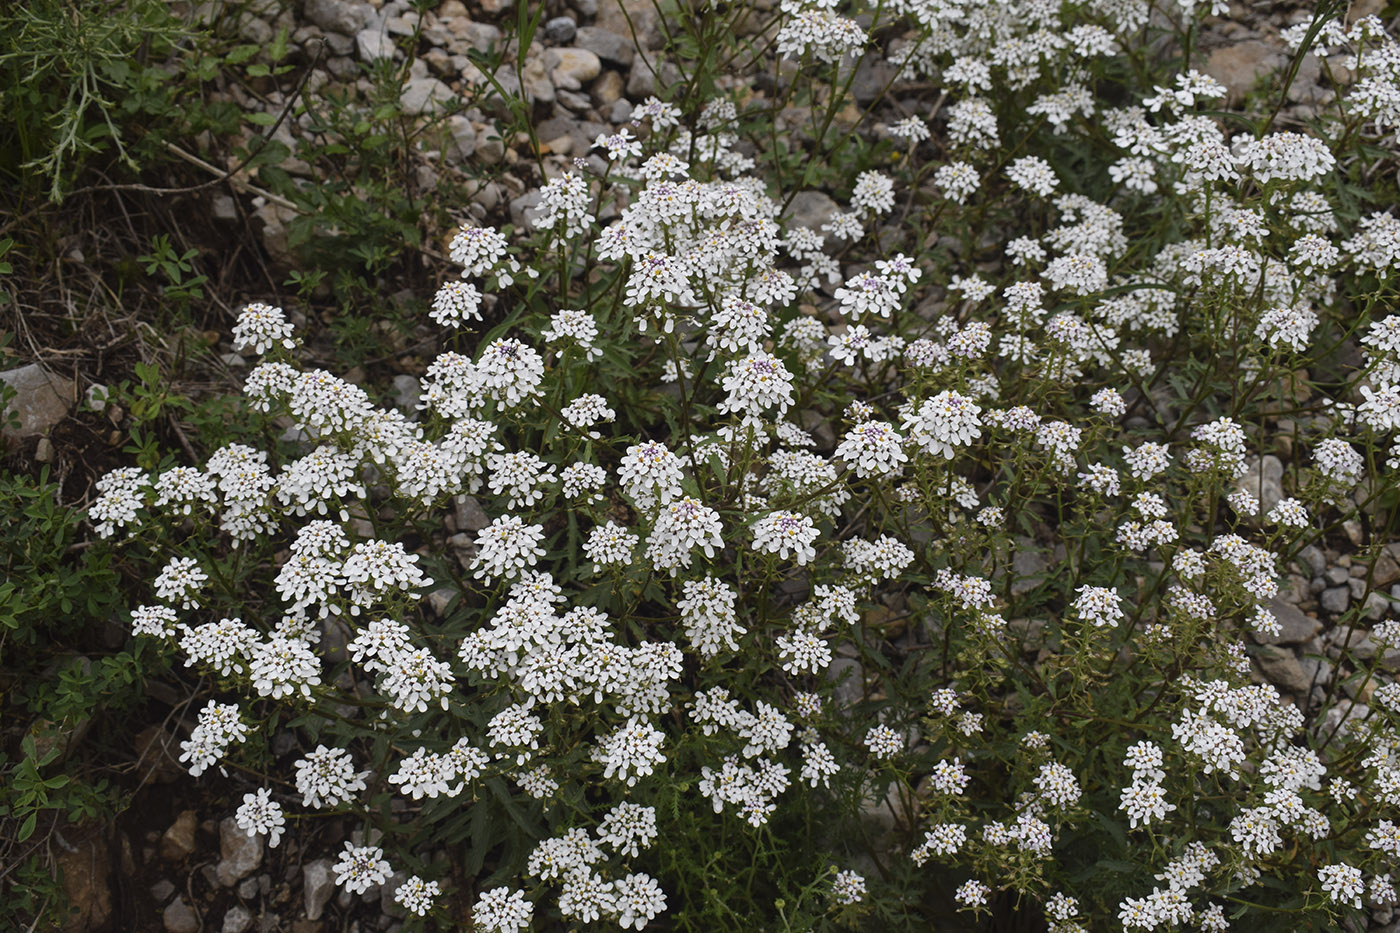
(0, 0, 196, 201)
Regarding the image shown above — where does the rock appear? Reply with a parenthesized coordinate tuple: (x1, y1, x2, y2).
(216, 816, 264, 887)
(391, 374, 420, 410)
(479, 0, 513, 15)
(521, 57, 555, 105)
(380, 870, 410, 918)
(253, 200, 299, 268)
(150, 879, 176, 904)
(239, 13, 274, 44)
(510, 191, 545, 231)
(1375, 549, 1400, 587)
(223, 905, 255, 933)
(783, 190, 840, 232)
(454, 495, 489, 531)
(591, 70, 624, 106)
(386, 13, 418, 36)
(552, 47, 601, 88)
(304, 858, 337, 921)
(850, 55, 896, 104)
(453, 21, 501, 54)
(356, 27, 394, 61)
(303, 0, 369, 36)
(0, 364, 74, 443)
(1235, 455, 1283, 519)
(1255, 599, 1322, 646)
(56, 827, 112, 933)
(440, 0, 468, 16)
(134, 725, 185, 783)
(400, 76, 456, 115)
(422, 47, 454, 77)
(1322, 586, 1350, 615)
(570, 0, 598, 15)
(1255, 645, 1311, 694)
(543, 15, 577, 44)
(1326, 565, 1350, 586)
(163, 896, 199, 933)
(606, 98, 632, 123)
(1365, 591, 1392, 621)
(475, 126, 506, 164)
(160, 810, 199, 861)
(1009, 536, 1049, 596)
(444, 115, 477, 162)
(574, 26, 635, 67)
(1204, 40, 1285, 105)
(595, 0, 659, 50)
(626, 55, 661, 98)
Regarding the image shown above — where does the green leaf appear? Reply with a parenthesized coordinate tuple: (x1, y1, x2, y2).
(226, 44, 261, 64)
(247, 111, 277, 127)
(18, 811, 37, 842)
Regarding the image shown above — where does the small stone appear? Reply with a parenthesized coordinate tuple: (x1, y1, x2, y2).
(400, 76, 456, 115)
(212, 194, 238, 223)
(1254, 645, 1312, 694)
(1375, 549, 1400, 587)
(1326, 566, 1350, 586)
(625, 55, 660, 98)
(422, 47, 454, 77)
(160, 810, 198, 861)
(557, 89, 591, 112)
(521, 57, 555, 104)
(163, 897, 199, 933)
(606, 98, 632, 123)
(357, 27, 395, 61)
(543, 15, 577, 44)
(783, 190, 840, 233)
(455, 21, 501, 53)
(439, 0, 467, 16)
(149, 879, 176, 904)
(238, 876, 260, 899)
(222, 905, 254, 933)
(443, 115, 477, 162)
(454, 495, 489, 531)
(1204, 40, 1286, 105)
(34, 436, 53, 462)
(850, 55, 895, 104)
(574, 26, 634, 67)
(591, 70, 623, 106)
(1321, 586, 1350, 615)
(380, 870, 410, 918)
(215, 816, 264, 887)
(0, 364, 75, 444)
(553, 47, 601, 88)
(1366, 591, 1392, 621)
(1234, 455, 1283, 520)
(239, 13, 274, 44)
(570, 0, 598, 15)
(544, 134, 574, 154)
(510, 191, 545, 231)
(390, 374, 420, 411)
(1255, 599, 1322, 646)
(386, 13, 419, 36)
(475, 126, 505, 164)
(304, 858, 337, 921)
(479, 0, 514, 15)
(304, 0, 369, 36)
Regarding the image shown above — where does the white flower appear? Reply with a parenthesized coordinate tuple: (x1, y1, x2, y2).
(864, 724, 902, 759)
(235, 788, 285, 848)
(615, 872, 668, 929)
(472, 516, 547, 582)
(1318, 863, 1364, 909)
(831, 870, 866, 905)
(904, 391, 982, 459)
(597, 717, 666, 786)
(232, 302, 296, 354)
(473, 887, 534, 933)
(955, 879, 990, 909)
(393, 876, 439, 917)
(751, 511, 819, 564)
(294, 745, 368, 809)
(332, 841, 391, 895)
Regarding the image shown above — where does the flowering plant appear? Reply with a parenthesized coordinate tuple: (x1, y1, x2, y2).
(87, 0, 1400, 928)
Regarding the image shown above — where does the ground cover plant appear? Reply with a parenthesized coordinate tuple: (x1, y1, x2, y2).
(8, 0, 1400, 929)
